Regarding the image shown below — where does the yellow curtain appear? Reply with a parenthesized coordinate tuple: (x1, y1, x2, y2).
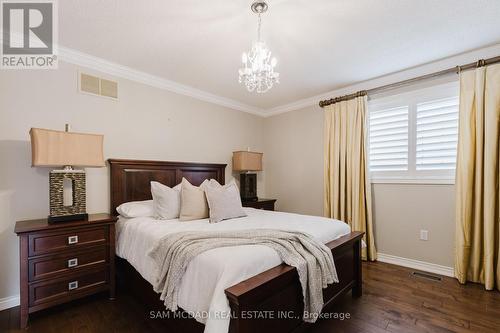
(324, 96, 377, 261)
(455, 63, 500, 290)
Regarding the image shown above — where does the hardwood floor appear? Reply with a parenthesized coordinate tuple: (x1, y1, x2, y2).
(1, 261, 499, 333)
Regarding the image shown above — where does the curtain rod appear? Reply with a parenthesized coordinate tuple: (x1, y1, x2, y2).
(319, 55, 500, 108)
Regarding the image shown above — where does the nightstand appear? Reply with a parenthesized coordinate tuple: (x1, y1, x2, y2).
(242, 198, 277, 211)
(14, 213, 118, 329)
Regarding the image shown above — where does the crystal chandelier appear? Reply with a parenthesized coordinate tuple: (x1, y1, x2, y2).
(238, 1, 279, 93)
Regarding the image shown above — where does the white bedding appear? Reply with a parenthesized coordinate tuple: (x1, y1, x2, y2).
(116, 208, 351, 333)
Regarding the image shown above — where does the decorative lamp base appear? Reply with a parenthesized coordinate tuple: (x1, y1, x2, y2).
(49, 169, 88, 223)
(240, 173, 258, 201)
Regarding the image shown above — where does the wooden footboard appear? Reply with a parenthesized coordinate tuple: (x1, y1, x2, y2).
(224, 231, 364, 333)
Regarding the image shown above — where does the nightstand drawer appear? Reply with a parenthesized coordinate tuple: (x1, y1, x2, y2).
(28, 247, 107, 282)
(28, 227, 108, 257)
(29, 268, 108, 307)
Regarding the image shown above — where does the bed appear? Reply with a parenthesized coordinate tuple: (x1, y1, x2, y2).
(109, 158, 364, 333)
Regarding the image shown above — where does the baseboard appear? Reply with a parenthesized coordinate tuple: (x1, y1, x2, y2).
(377, 253, 454, 277)
(0, 295, 20, 311)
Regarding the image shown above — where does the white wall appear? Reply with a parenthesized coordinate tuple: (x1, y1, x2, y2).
(372, 184, 455, 266)
(0, 61, 265, 304)
(264, 104, 456, 268)
(264, 106, 324, 216)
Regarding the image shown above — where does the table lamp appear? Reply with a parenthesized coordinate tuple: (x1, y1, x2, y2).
(232, 150, 262, 202)
(30, 125, 105, 223)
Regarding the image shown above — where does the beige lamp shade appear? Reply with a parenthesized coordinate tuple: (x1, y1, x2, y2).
(30, 128, 105, 167)
(232, 151, 263, 171)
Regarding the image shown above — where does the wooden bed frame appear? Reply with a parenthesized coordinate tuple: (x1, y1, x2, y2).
(108, 158, 364, 333)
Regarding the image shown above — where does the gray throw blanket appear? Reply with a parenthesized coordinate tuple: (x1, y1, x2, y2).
(148, 229, 338, 322)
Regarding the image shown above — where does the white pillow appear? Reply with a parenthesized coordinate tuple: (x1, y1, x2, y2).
(116, 200, 155, 218)
(151, 181, 181, 220)
(205, 180, 246, 223)
(208, 178, 237, 188)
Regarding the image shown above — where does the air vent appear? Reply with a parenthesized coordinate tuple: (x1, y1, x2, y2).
(80, 73, 100, 95)
(100, 79, 118, 98)
(411, 271, 442, 282)
(79, 72, 118, 100)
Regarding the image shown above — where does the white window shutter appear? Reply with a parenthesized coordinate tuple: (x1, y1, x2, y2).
(368, 106, 409, 171)
(416, 97, 459, 170)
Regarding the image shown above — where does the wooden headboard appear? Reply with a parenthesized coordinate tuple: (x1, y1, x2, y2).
(108, 159, 226, 215)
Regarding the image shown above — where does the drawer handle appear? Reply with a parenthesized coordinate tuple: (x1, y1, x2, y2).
(68, 235, 78, 244)
(68, 281, 78, 290)
(67, 258, 78, 268)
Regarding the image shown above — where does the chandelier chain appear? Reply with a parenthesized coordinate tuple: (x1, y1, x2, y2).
(257, 13, 262, 42)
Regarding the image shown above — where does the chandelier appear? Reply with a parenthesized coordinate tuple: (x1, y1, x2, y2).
(238, 1, 279, 93)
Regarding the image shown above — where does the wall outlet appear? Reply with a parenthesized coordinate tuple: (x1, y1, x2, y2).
(420, 230, 429, 241)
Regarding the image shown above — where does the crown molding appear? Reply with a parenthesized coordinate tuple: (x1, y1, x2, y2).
(58, 46, 266, 116)
(263, 42, 500, 117)
(3, 32, 500, 118)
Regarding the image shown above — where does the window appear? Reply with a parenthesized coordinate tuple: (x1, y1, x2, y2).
(369, 106, 409, 172)
(415, 97, 459, 171)
(368, 81, 459, 183)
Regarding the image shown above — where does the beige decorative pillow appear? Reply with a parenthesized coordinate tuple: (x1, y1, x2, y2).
(179, 178, 209, 221)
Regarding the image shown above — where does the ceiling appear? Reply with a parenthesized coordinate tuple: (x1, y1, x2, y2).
(59, 0, 500, 111)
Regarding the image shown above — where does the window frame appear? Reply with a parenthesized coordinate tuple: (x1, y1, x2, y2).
(367, 81, 459, 184)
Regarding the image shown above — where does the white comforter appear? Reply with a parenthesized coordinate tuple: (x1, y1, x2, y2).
(116, 208, 351, 333)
